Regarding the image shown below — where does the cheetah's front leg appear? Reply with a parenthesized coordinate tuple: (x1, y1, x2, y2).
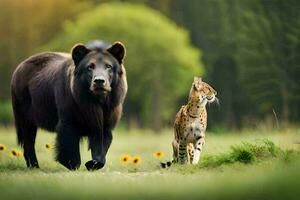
(178, 140, 188, 164)
(192, 137, 205, 165)
(187, 143, 194, 164)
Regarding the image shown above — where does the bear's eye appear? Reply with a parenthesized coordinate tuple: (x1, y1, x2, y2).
(87, 63, 95, 70)
(105, 63, 112, 69)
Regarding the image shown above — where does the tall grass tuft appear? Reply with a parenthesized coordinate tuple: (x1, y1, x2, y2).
(199, 139, 292, 168)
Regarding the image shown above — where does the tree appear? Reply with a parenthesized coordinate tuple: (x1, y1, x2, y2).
(0, 0, 90, 100)
(236, 0, 300, 123)
(45, 3, 203, 130)
(169, 0, 251, 128)
(162, 0, 300, 127)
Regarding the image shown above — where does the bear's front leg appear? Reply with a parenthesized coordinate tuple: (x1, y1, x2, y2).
(85, 129, 107, 171)
(102, 129, 113, 158)
(55, 122, 81, 170)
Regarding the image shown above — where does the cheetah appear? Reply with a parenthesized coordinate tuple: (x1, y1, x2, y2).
(161, 77, 217, 167)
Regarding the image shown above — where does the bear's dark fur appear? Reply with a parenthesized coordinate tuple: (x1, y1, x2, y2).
(11, 42, 127, 170)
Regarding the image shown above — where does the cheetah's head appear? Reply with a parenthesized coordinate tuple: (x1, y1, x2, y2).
(189, 77, 218, 105)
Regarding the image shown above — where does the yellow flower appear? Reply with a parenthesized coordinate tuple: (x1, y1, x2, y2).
(45, 144, 53, 149)
(120, 154, 131, 164)
(11, 149, 18, 156)
(132, 156, 142, 165)
(153, 151, 165, 159)
(10, 149, 22, 157)
(0, 144, 6, 151)
(16, 151, 23, 157)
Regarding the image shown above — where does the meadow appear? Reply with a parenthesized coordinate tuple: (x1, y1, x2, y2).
(0, 126, 300, 200)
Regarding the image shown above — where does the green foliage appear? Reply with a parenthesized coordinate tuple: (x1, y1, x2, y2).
(200, 139, 282, 168)
(281, 149, 300, 163)
(0, 0, 90, 101)
(236, 0, 300, 122)
(0, 127, 300, 199)
(171, 0, 250, 128)
(172, 139, 299, 175)
(171, 0, 300, 127)
(45, 2, 203, 129)
(0, 101, 13, 125)
(232, 147, 256, 164)
(0, 0, 299, 128)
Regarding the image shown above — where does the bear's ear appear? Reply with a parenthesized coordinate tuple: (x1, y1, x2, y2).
(107, 42, 126, 64)
(71, 44, 91, 66)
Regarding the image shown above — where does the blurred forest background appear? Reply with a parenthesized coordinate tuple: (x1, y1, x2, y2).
(0, 0, 299, 131)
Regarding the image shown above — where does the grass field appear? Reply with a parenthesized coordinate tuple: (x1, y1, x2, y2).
(0, 127, 300, 200)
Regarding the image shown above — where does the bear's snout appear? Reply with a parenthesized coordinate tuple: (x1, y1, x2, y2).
(93, 76, 106, 87)
(90, 75, 111, 95)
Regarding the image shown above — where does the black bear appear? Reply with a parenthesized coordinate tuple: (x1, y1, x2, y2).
(11, 41, 127, 170)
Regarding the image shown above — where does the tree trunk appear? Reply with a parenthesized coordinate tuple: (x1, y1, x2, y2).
(281, 88, 289, 124)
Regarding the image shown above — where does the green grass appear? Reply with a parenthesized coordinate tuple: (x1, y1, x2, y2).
(0, 127, 300, 200)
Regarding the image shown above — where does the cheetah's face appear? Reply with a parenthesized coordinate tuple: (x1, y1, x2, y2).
(201, 82, 217, 103)
(191, 77, 217, 104)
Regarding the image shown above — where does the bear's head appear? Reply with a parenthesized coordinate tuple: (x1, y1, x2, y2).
(71, 42, 126, 102)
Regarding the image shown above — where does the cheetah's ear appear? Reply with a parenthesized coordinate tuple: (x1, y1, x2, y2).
(193, 77, 202, 90)
(194, 77, 198, 83)
(194, 77, 202, 82)
(197, 77, 203, 89)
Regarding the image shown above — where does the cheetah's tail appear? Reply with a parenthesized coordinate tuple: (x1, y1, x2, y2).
(160, 160, 174, 168)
